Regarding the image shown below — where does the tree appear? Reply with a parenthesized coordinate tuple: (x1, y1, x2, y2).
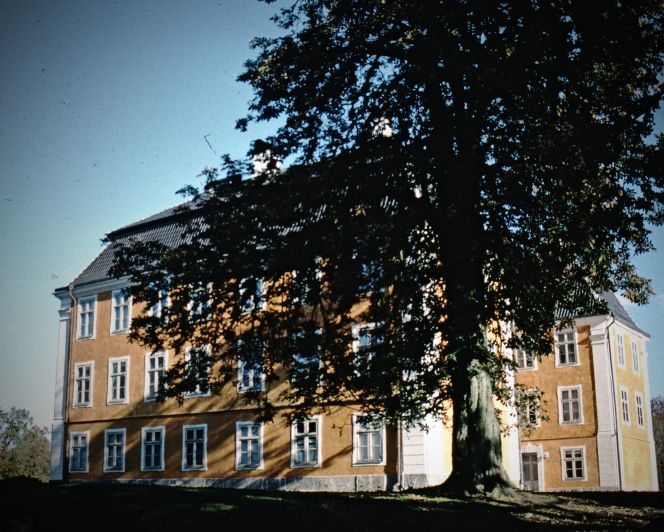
(652, 396, 664, 489)
(0, 407, 50, 482)
(111, 0, 664, 493)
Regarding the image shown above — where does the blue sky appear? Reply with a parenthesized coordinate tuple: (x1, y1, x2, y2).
(0, 0, 662, 429)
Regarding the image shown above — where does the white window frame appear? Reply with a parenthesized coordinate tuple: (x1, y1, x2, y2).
(352, 414, 386, 466)
(188, 283, 212, 322)
(235, 421, 264, 470)
(557, 385, 583, 425)
(237, 340, 265, 393)
(182, 424, 207, 471)
(240, 277, 267, 313)
(620, 386, 630, 425)
(518, 396, 541, 428)
(76, 295, 97, 340)
(291, 329, 323, 388)
(149, 289, 169, 319)
(110, 289, 132, 335)
(351, 322, 383, 376)
(144, 351, 168, 402)
(107, 356, 130, 405)
(554, 328, 578, 367)
(103, 428, 126, 473)
(73, 361, 94, 407)
(635, 392, 645, 428)
(184, 346, 211, 398)
(631, 341, 640, 374)
(290, 416, 322, 468)
(514, 349, 537, 371)
(561, 446, 586, 481)
(617, 333, 626, 368)
(69, 431, 89, 473)
(141, 426, 165, 472)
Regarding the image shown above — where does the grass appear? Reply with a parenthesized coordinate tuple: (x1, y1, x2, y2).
(1, 479, 663, 531)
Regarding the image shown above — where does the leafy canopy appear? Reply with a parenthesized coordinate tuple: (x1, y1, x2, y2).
(111, 0, 664, 425)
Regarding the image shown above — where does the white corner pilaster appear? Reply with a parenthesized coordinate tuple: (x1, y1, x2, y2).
(589, 321, 620, 489)
(50, 290, 71, 481)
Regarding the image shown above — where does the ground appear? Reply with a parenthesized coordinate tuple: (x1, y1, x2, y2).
(1, 479, 662, 530)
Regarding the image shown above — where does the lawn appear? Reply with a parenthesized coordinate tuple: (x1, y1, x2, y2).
(1, 479, 663, 530)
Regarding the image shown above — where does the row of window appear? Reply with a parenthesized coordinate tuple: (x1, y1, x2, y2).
(77, 283, 266, 341)
(73, 322, 383, 407)
(78, 290, 132, 339)
(515, 329, 641, 374)
(74, 349, 262, 407)
(519, 384, 646, 429)
(616, 333, 641, 374)
(68, 415, 385, 473)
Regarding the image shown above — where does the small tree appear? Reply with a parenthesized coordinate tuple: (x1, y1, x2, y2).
(0, 407, 50, 482)
(111, 1, 664, 493)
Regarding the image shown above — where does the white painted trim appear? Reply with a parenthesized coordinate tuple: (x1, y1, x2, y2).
(640, 339, 660, 490)
(290, 416, 322, 469)
(103, 428, 127, 473)
(72, 276, 133, 298)
(73, 361, 94, 408)
(107, 356, 130, 405)
(557, 384, 584, 425)
(182, 424, 208, 471)
(635, 392, 645, 429)
(554, 327, 580, 368)
(352, 413, 386, 466)
(144, 351, 168, 402)
(68, 431, 90, 473)
(76, 294, 97, 340)
(631, 340, 641, 375)
(50, 420, 65, 481)
(619, 385, 631, 425)
(514, 348, 537, 372)
(560, 445, 587, 482)
(140, 426, 166, 472)
(235, 421, 264, 470)
(236, 341, 266, 394)
(520, 443, 545, 491)
(184, 346, 211, 398)
(109, 289, 132, 335)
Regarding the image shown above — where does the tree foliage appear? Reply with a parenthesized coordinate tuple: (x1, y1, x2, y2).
(0, 408, 50, 482)
(652, 396, 664, 489)
(111, 1, 664, 491)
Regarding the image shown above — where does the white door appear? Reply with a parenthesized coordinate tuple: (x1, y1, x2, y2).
(521, 452, 539, 491)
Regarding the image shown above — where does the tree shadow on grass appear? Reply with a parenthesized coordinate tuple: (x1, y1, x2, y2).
(1, 480, 663, 531)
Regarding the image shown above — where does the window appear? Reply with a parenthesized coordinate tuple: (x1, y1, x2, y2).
(149, 289, 169, 320)
(291, 417, 321, 467)
(352, 323, 383, 376)
(189, 284, 211, 322)
(235, 422, 263, 470)
(514, 349, 536, 371)
(107, 357, 129, 404)
(69, 432, 89, 473)
(240, 278, 266, 313)
(110, 289, 131, 334)
(77, 296, 96, 339)
(144, 351, 167, 401)
(184, 347, 210, 397)
(291, 329, 322, 389)
(558, 385, 583, 424)
(352, 414, 385, 466)
(73, 362, 93, 407)
(237, 339, 265, 393)
(631, 341, 640, 373)
(555, 329, 577, 366)
(620, 387, 630, 424)
(617, 334, 626, 367)
(636, 393, 645, 428)
(104, 429, 126, 472)
(562, 447, 585, 481)
(518, 398, 540, 428)
(182, 424, 207, 471)
(141, 427, 165, 471)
